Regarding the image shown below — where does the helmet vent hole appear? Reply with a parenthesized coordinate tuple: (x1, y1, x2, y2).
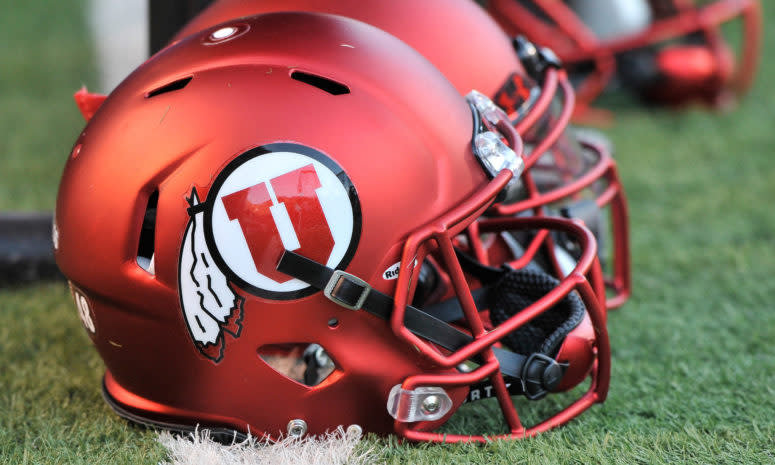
(290, 71, 350, 95)
(146, 76, 193, 99)
(136, 189, 158, 274)
(258, 343, 339, 387)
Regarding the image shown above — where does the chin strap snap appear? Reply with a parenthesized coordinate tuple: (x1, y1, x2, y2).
(521, 353, 567, 400)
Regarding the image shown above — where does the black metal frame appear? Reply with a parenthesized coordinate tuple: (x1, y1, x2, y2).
(149, 0, 214, 55)
(0, 213, 62, 285)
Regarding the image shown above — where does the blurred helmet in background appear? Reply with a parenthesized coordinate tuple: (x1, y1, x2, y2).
(487, 0, 761, 117)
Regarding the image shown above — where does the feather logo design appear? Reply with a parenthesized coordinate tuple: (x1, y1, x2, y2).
(179, 189, 244, 362)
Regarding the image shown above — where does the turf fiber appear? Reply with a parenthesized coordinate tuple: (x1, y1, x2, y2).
(0, 0, 774, 463)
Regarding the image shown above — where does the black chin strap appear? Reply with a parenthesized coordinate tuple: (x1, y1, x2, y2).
(276, 250, 565, 399)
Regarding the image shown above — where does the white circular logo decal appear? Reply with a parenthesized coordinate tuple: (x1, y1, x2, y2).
(199, 143, 361, 300)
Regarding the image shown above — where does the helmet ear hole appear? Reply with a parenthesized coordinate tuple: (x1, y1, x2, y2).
(257, 343, 339, 387)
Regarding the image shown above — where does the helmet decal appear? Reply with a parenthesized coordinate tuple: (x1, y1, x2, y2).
(178, 143, 361, 361)
(179, 189, 245, 363)
(69, 283, 96, 335)
(493, 72, 540, 119)
(198, 143, 361, 300)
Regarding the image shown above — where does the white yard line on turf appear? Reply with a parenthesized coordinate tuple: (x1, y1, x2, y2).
(158, 429, 377, 465)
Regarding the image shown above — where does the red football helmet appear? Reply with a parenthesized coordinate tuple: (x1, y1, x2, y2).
(488, 0, 761, 119)
(169, 0, 630, 308)
(58, 13, 609, 442)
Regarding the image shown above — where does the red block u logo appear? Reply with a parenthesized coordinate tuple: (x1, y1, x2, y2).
(221, 164, 335, 283)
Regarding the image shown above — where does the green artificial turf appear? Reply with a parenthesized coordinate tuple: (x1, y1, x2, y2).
(0, 0, 98, 211)
(1, 1, 774, 463)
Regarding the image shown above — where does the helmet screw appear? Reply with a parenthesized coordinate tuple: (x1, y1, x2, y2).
(287, 419, 307, 438)
(210, 26, 237, 41)
(457, 363, 473, 373)
(421, 395, 441, 415)
(346, 424, 363, 438)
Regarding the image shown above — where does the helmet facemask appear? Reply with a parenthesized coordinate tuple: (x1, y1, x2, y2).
(387, 213, 610, 442)
(489, 43, 631, 308)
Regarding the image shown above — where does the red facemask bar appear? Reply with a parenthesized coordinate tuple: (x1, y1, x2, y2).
(483, 38, 631, 309)
(489, 0, 761, 120)
(502, 135, 630, 309)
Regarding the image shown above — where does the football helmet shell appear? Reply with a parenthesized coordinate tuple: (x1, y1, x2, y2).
(57, 12, 609, 442)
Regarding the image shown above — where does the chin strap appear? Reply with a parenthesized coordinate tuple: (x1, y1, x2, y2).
(424, 247, 585, 400)
(276, 250, 569, 400)
(429, 248, 585, 355)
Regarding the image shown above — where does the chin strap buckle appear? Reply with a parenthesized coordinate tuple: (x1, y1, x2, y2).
(324, 270, 371, 311)
(521, 352, 567, 400)
(513, 35, 563, 82)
